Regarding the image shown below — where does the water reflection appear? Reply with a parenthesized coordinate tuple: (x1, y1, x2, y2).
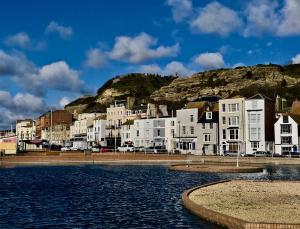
(0, 165, 299, 228)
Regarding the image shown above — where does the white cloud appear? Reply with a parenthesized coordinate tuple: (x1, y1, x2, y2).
(59, 97, 71, 107)
(45, 21, 73, 39)
(232, 62, 246, 68)
(291, 54, 300, 64)
(190, 1, 242, 36)
(166, 0, 192, 22)
(0, 50, 87, 95)
(38, 61, 84, 92)
(109, 32, 179, 63)
(244, 0, 300, 37)
(195, 52, 225, 70)
(244, 0, 279, 37)
(5, 32, 30, 48)
(0, 90, 48, 113)
(163, 61, 194, 76)
(4, 32, 46, 51)
(139, 61, 194, 76)
(139, 64, 162, 74)
(277, 0, 300, 36)
(84, 48, 107, 68)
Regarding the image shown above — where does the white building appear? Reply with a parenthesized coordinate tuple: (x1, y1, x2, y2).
(70, 113, 101, 139)
(274, 114, 300, 155)
(219, 97, 246, 155)
(87, 116, 107, 147)
(121, 120, 134, 145)
(244, 94, 275, 155)
(175, 108, 198, 154)
(132, 117, 176, 152)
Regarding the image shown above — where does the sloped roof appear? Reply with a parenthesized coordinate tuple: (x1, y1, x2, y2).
(185, 101, 207, 109)
(248, 93, 273, 102)
(122, 119, 134, 125)
(198, 111, 219, 123)
(289, 114, 300, 125)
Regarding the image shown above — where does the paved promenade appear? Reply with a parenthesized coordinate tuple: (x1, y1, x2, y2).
(1, 152, 300, 166)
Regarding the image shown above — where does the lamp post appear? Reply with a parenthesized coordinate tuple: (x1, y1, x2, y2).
(178, 121, 181, 152)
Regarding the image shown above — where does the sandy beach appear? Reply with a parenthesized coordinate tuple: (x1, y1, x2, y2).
(189, 180, 300, 224)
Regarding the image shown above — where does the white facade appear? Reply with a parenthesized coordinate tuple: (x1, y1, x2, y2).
(87, 118, 107, 147)
(175, 108, 198, 154)
(132, 117, 176, 152)
(245, 97, 274, 154)
(274, 115, 299, 155)
(219, 97, 246, 155)
(70, 113, 100, 139)
(16, 119, 36, 142)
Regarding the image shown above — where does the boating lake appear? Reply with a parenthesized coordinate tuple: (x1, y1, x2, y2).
(0, 164, 299, 228)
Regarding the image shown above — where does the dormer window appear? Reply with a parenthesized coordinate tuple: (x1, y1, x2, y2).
(206, 112, 212, 120)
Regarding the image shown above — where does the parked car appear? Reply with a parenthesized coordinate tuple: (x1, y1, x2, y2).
(282, 151, 300, 158)
(133, 146, 145, 152)
(118, 144, 134, 152)
(91, 147, 100, 152)
(61, 146, 71, 151)
(100, 147, 109, 153)
(223, 151, 239, 157)
(145, 146, 167, 154)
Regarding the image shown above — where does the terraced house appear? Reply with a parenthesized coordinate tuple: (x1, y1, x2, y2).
(219, 97, 246, 155)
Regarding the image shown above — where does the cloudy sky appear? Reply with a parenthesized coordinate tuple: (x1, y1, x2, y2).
(1, 0, 300, 129)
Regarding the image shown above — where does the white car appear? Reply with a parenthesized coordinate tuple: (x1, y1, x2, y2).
(61, 146, 71, 151)
(118, 144, 134, 152)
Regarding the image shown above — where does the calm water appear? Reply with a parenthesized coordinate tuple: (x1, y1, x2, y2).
(0, 164, 300, 228)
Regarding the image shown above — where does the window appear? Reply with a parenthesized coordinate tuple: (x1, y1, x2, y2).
(228, 103, 239, 112)
(204, 134, 211, 142)
(281, 136, 292, 145)
(283, 116, 288, 123)
(229, 129, 239, 140)
(251, 142, 259, 149)
(206, 112, 212, 120)
(222, 104, 225, 112)
(182, 126, 186, 134)
(282, 147, 291, 154)
(249, 114, 261, 124)
(190, 126, 194, 135)
(157, 129, 161, 137)
(250, 128, 261, 140)
(190, 115, 194, 122)
(222, 116, 226, 125)
(136, 130, 139, 137)
(229, 116, 239, 126)
(202, 123, 205, 129)
(171, 129, 175, 138)
(281, 124, 291, 134)
(222, 129, 226, 140)
(252, 101, 258, 109)
(171, 121, 175, 126)
(210, 123, 213, 129)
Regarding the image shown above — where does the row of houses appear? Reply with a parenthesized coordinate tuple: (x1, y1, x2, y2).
(14, 94, 300, 155)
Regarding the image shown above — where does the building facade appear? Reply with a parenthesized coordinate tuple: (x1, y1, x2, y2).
(274, 115, 300, 155)
(244, 94, 275, 154)
(219, 97, 246, 155)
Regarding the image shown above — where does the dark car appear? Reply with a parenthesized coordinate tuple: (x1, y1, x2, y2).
(282, 151, 300, 158)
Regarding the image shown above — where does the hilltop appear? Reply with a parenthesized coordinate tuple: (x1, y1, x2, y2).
(65, 64, 300, 116)
(65, 73, 176, 116)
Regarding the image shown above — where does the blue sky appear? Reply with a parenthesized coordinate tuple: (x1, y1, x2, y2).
(1, 0, 300, 128)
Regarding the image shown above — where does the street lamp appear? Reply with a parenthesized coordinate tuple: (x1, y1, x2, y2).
(178, 121, 181, 152)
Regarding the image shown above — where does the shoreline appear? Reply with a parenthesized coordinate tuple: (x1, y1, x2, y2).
(1, 152, 300, 167)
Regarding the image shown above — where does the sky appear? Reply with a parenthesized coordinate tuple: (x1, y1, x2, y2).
(1, 0, 300, 129)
